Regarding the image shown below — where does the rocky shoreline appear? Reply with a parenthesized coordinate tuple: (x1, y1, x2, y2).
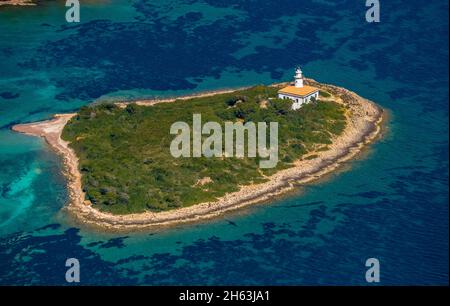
(0, 0, 35, 7)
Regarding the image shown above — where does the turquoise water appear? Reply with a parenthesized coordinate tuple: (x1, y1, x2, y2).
(0, 0, 448, 285)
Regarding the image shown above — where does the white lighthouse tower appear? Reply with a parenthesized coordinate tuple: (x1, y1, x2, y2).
(294, 67, 303, 88)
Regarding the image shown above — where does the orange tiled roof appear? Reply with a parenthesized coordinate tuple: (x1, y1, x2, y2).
(278, 85, 319, 97)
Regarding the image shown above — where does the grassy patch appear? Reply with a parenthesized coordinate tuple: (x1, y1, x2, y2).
(319, 90, 331, 98)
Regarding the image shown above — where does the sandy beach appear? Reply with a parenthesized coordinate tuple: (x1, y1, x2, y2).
(12, 80, 385, 231)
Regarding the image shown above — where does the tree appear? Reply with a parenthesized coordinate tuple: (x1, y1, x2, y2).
(125, 103, 138, 114)
(270, 98, 291, 115)
(235, 102, 257, 119)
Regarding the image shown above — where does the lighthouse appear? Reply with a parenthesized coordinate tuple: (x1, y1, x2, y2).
(277, 67, 319, 110)
(294, 67, 303, 88)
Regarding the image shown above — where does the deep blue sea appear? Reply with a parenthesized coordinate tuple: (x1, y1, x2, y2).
(0, 0, 448, 285)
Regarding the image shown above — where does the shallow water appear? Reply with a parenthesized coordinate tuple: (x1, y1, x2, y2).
(0, 0, 448, 285)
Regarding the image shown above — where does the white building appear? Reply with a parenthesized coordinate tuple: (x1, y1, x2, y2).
(278, 67, 319, 110)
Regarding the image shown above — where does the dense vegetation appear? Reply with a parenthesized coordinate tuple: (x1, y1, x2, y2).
(62, 86, 346, 214)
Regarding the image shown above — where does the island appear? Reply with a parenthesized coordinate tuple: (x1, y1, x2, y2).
(12, 76, 385, 231)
